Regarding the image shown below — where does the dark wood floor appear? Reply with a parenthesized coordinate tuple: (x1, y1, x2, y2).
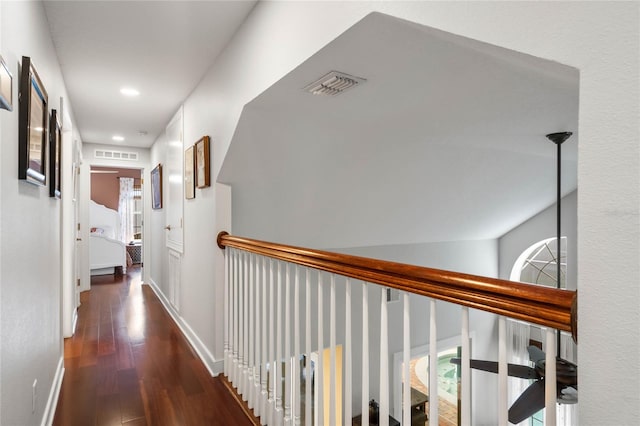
(53, 266, 258, 426)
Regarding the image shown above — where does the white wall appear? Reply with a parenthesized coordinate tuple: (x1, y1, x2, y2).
(0, 2, 80, 424)
(147, 2, 638, 424)
(499, 190, 578, 289)
(80, 142, 151, 290)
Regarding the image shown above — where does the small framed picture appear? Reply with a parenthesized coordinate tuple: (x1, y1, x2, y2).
(185, 145, 195, 199)
(151, 164, 163, 209)
(49, 109, 61, 198)
(195, 135, 210, 188)
(19, 56, 48, 186)
(0, 55, 12, 111)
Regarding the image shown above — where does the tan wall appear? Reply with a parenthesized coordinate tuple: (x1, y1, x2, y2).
(91, 167, 141, 210)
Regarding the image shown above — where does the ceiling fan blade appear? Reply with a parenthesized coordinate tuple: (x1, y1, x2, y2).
(450, 358, 538, 379)
(528, 345, 546, 363)
(509, 380, 545, 424)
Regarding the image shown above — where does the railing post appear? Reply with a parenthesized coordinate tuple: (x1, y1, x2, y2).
(329, 274, 337, 425)
(498, 316, 508, 426)
(284, 264, 292, 425)
(274, 262, 283, 424)
(316, 273, 324, 426)
(429, 299, 438, 425)
(242, 252, 251, 401)
(402, 292, 410, 426)
(344, 278, 352, 426)
(293, 266, 301, 426)
(248, 253, 255, 408)
(361, 283, 369, 425)
(268, 259, 275, 424)
(379, 287, 389, 426)
(305, 268, 312, 426)
(461, 307, 471, 426)
(223, 246, 229, 376)
(233, 249, 239, 385)
(260, 256, 268, 425)
(545, 328, 557, 426)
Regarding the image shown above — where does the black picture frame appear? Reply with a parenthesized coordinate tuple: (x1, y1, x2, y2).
(0, 54, 12, 111)
(19, 56, 48, 186)
(151, 164, 163, 209)
(49, 109, 61, 198)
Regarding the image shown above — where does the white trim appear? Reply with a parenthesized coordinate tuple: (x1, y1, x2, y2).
(41, 357, 65, 426)
(147, 278, 223, 376)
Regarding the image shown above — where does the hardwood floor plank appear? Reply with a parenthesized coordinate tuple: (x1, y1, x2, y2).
(53, 266, 258, 426)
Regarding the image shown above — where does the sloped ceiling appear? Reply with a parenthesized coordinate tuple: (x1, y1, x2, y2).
(219, 12, 579, 249)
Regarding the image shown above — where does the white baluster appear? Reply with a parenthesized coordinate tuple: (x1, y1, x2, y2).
(545, 328, 557, 426)
(293, 266, 301, 425)
(268, 259, 276, 424)
(261, 257, 269, 424)
(344, 279, 352, 426)
(233, 250, 239, 385)
(402, 292, 410, 426)
(379, 287, 389, 426)
(329, 275, 337, 426)
(305, 269, 312, 426)
(461, 307, 471, 426)
(253, 255, 261, 418)
(240, 251, 247, 397)
(498, 316, 508, 426)
(361, 283, 369, 425)
(429, 299, 438, 425)
(224, 247, 229, 376)
(317, 273, 324, 426)
(284, 264, 292, 425)
(275, 262, 283, 424)
(248, 253, 255, 408)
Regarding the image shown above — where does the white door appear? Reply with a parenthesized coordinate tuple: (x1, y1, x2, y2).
(165, 107, 184, 252)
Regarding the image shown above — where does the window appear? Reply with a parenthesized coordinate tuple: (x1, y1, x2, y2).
(510, 237, 567, 288)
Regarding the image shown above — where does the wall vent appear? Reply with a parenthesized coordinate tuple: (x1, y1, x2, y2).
(304, 71, 366, 96)
(94, 149, 138, 161)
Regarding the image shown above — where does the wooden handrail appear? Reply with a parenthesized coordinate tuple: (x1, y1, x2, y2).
(217, 232, 577, 340)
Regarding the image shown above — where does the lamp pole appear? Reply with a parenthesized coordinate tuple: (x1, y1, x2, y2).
(546, 131, 572, 357)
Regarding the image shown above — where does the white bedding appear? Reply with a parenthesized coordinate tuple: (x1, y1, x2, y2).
(90, 200, 126, 275)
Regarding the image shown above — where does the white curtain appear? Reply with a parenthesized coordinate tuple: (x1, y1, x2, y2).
(118, 177, 134, 243)
(507, 319, 531, 426)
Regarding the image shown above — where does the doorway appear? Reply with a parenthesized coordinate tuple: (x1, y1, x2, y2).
(89, 166, 144, 275)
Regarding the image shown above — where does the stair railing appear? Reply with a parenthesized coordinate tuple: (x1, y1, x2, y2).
(218, 232, 577, 426)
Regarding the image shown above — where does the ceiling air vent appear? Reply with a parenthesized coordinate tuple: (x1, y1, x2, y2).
(95, 149, 138, 161)
(304, 71, 366, 96)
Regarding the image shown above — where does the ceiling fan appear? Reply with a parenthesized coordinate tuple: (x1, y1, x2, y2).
(450, 345, 577, 424)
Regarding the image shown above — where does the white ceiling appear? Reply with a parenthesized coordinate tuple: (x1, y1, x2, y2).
(219, 12, 579, 249)
(43, 0, 257, 148)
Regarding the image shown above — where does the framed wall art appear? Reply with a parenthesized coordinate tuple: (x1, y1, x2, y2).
(185, 145, 195, 199)
(195, 135, 210, 188)
(0, 54, 12, 111)
(49, 109, 61, 198)
(151, 163, 163, 209)
(19, 56, 48, 186)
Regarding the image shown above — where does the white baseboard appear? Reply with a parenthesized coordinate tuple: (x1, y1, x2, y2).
(147, 279, 223, 376)
(41, 356, 65, 426)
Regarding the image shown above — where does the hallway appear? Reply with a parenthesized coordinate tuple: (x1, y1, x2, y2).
(53, 267, 257, 426)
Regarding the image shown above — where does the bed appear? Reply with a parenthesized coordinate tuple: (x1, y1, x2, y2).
(90, 200, 127, 275)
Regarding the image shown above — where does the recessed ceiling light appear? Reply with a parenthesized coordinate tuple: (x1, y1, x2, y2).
(120, 87, 140, 97)
(112, 135, 125, 142)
